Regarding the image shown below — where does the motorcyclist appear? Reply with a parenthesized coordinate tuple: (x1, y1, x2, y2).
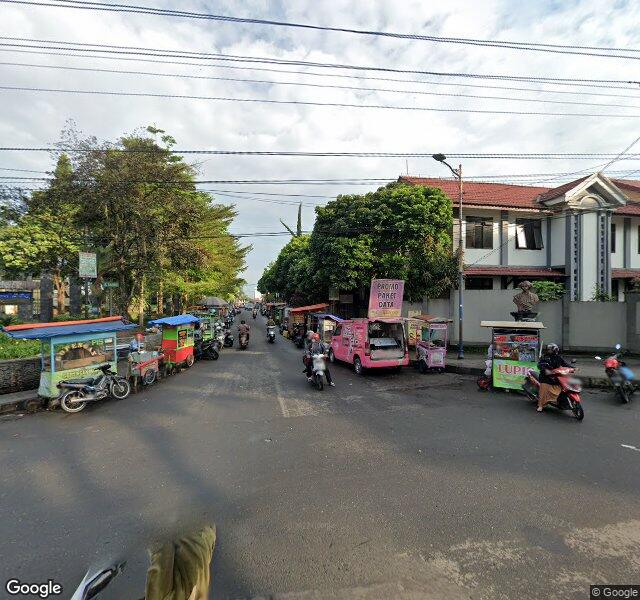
(266, 317, 276, 327)
(536, 343, 570, 412)
(238, 320, 250, 342)
(305, 333, 335, 386)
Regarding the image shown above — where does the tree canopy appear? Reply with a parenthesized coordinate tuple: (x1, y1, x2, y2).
(258, 182, 457, 304)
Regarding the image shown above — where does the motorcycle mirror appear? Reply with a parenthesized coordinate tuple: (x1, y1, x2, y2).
(594, 356, 601, 360)
(570, 358, 577, 364)
(615, 343, 622, 350)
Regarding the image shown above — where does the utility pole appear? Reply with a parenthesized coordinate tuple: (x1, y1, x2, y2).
(433, 154, 464, 358)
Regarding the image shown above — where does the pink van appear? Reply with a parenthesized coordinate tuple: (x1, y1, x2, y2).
(329, 318, 409, 375)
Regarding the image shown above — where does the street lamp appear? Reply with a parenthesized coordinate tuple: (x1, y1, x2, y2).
(432, 153, 464, 359)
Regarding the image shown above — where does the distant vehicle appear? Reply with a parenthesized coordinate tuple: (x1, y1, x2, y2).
(330, 318, 409, 375)
(596, 343, 636, 403)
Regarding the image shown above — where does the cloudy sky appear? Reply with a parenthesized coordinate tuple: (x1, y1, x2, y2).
(2, 0, 640, 294)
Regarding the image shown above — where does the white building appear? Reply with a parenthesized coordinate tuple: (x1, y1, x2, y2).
(401, 173, 640, 301)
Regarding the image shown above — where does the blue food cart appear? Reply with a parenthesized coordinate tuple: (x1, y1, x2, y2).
(3, 316, 136, 399)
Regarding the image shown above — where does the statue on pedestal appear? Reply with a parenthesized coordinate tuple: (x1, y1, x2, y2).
(511, 280, 539, 322)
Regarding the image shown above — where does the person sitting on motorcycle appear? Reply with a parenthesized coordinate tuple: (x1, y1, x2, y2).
(305, 333, 335, 386)
(266, 317, 276, 327)
(238, 320, 250, 341)
(537, 343, 570, 412)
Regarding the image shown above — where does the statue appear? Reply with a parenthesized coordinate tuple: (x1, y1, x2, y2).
(511, 281, 539, 321)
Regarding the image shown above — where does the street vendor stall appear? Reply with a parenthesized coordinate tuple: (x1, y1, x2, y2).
(479, 320, 545, 390)
(405, 315, 452, 372)
(148, 314, 199, 374)
(310, 312, 344, 343)
(2, 316, 136, 398)
(288, 303, 329, 335)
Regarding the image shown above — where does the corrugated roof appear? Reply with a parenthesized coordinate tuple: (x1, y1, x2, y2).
(612, 268, 640, 279)
(3, 318, 135, 340)
(148, 314, 200, 327)
(310, 313, 344, 322)
(290, 303, 329, 313)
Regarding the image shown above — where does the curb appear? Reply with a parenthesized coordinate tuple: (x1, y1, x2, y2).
(0, 394, 44, 416)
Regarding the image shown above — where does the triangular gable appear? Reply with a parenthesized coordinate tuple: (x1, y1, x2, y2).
(538, 172, 628, 209)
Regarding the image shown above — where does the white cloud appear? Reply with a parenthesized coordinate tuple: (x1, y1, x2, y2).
(1, 0, 639, 290)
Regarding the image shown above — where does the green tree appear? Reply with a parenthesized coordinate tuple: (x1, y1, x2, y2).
(308, 183, 457, 302)
(0, 154, 80, 313)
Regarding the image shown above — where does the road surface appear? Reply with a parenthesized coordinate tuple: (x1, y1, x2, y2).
(1, 313, 639, 599)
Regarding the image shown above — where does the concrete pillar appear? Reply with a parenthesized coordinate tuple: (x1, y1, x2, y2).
(500, 210, 509, 266)
(39, 274, 54, 322)
(69, 278, 82, 315)
(625, 291, 640, 353)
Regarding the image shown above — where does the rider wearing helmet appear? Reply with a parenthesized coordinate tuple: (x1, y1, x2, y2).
(238, 319, 250, 341)
(305, 332, 335, 386)
(537, 343, 570, 412)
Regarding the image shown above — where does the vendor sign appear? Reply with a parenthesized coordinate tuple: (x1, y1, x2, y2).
(368, 279, 404, 319)
(493, 359, 538, 389)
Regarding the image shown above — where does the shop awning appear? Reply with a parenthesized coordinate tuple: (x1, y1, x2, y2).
(148, 314, 200, 327)
(310, 312, 344, 322)
(3, 316, 136, 340)
(612, 269, 640, 279)
(290, 303, 329, 314)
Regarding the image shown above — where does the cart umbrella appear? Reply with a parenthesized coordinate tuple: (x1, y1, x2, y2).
(2, 316, 136, 398)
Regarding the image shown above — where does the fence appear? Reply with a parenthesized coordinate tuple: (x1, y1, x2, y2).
(403, 289, 630, 353)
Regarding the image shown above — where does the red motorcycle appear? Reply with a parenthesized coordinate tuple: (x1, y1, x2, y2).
(522, 366, 584, 421)
(595, 344, 635, 404)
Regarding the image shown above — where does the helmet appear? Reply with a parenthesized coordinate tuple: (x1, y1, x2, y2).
(313, 333, 321, 341)
(545, 343, 559, 355)
(241, 320, 246, 324)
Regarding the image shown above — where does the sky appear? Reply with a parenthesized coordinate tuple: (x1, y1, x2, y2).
(1, 0, 640, 295)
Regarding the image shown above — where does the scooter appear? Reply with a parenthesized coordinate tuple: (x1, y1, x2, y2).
(267, 325, 277, 343)
(55, 364, 131, 414)
(252, 310, 257, 319)
(223, 329, 234, 348)
(595, 343, 635, 404)
(238, 331, 249, 350)
(308, 352, 328, 390)
(194, 338, 220, 361)
(522, 366, 584, 420)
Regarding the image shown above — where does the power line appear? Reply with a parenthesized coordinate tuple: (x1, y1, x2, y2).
(5, 0, 640, 61)
(3, 60, 638, 110)
(3, 49, 639, 98)
(1, 37, 639, 88)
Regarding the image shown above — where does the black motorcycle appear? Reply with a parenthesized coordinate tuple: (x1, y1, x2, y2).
(56, 364, 131, 414)
(223, 330, 234, 347)
(194, 339, 220, 361)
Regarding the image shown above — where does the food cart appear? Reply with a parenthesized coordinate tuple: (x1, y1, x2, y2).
(406, 316, 452, 373)
(2, 316, 136, 399)
(288, 303, 329, 336)
(310, 313, 344, 343)
(148, 314, 199, 374)
(478, 320, 545, 390)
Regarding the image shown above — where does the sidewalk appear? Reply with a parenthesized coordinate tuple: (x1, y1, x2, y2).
(0, 388, 43, 415)
(444, 352, 640, 388)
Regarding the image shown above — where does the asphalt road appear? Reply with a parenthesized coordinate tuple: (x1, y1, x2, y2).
(1, 312, 639, 600)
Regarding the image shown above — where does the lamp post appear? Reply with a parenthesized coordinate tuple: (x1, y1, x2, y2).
(432, 153, 464, 359)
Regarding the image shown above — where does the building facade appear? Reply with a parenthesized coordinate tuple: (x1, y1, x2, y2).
(401, 173, 640, 301)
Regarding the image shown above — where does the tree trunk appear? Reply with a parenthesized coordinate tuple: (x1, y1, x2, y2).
(157, 280, 164, 316)
(138, 275, 145, 327)
(51, 271, 67, 315)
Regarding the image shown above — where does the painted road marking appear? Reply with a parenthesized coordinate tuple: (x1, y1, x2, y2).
(621, 444, 640, 452)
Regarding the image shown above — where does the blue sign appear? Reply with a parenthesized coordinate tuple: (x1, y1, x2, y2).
(0, 291, 32, 301)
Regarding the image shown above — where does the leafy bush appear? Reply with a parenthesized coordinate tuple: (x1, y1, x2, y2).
(532, 281, 565, 302)
(592, 285, 615, 302)
(0, 314, 24, 327)
(0, 333, 40, 360)
(52, 313, 84, 322)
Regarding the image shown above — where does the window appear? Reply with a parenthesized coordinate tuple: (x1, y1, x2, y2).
(333, 325, 342, 337)
(465, 277, 494, 290)
(611, 223, 616, 253)
(515, 219, 544, 250)
(465, 217, 493, 249)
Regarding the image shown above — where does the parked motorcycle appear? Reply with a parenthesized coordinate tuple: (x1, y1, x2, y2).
(194, 339, 220, 361)
(595, 343, 635, 403)
(267, 325, 277, 343)
(239, 331, 249, 350)
(56, 364, 131, 414)
(223, 330, 234, 348)
(522, 366, 584, 420)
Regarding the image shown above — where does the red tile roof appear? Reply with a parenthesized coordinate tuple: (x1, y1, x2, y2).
(400, 175, 640, 215)
(290, 303, 329, 313)
(465, 266, 565, 277)
(399, 176, 547, 209)
(612, 269, 640, 279)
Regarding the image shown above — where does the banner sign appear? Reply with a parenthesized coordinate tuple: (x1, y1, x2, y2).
(78, 252, 97, 278)
(0, 291, 32, 301)
(492, 359, 538, 390)
(368, 279, 405, 319)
